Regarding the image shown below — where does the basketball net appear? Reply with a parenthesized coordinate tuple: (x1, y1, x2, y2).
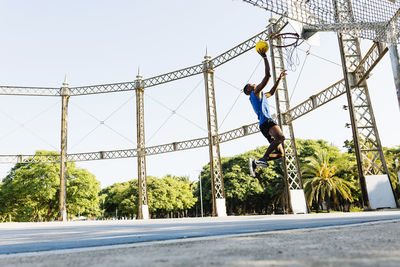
(269, 32, 304, 72)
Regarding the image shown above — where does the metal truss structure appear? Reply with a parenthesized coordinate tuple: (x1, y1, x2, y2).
(269, 19, 304, 214)
(335, 0, 398, 208)
(242, 0, 400, 110)
(0, 20, 279, 98)
(203, 54, 226, 216)
(0, 86, 61, 96)
(286, 42, 388, 123)
(59, 80, 69, 221)
(0, 3, 397, 219)
(242, 0, 400, 44)
(135, 73, 149, 219)
(0, 18, 287, 221)
(0, 38, 386, 164)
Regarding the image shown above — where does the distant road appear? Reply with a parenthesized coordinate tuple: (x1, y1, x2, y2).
(1, 210, 400, 255)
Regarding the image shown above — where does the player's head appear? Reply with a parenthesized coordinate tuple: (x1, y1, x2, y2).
(243, 84, 256, 95)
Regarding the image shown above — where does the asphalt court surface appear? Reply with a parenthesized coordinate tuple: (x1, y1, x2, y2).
(1, 210, 400, 255)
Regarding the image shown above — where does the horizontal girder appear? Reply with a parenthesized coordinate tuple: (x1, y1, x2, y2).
(0, 20, 389, 165)
(0, 41, 387, 164)
(0, 86, 61, 96)
(285, 79, 346, 123)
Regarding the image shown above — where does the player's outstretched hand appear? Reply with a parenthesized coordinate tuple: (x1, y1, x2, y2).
(259, 51, 267, 58)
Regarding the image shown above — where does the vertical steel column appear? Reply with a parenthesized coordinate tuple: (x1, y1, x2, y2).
(135, 72, 149, 219)
(203, 52, 226, 217)
(269, 19, 307, 214)
(389, 44, 400, 110)
(334, 0, 398, 209)
(388, 8, 400, 111)
(59, 78, 69, 221)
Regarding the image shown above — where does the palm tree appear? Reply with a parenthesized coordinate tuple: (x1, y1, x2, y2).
(302, 149, 354, 212)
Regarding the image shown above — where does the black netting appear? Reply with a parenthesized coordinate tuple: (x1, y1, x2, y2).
(243, 0, 400, 43)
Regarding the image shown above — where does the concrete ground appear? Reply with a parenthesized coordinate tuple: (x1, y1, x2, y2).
(1, 219, 399, 267)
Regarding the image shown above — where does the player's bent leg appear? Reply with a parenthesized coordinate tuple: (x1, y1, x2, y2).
(262, 139, 281, 161)
(270, 126, 285, 143)
(267, 153, 283, 160)
(262, 126, 285, 161)
(276, 143, 285, 158)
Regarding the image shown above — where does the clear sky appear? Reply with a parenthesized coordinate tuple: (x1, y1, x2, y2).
(0, 0, 399, 188)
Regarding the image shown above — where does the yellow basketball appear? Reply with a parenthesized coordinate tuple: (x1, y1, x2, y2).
(255, 40, 269, 54)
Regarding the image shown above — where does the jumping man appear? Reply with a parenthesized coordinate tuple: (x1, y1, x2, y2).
(243, 50, 286, 177)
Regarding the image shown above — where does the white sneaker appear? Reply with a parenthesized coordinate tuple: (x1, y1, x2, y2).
(248, 158, 256, 177)
(255, 158, 269, 168)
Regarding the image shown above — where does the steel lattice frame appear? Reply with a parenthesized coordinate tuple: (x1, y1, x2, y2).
(0, 86, 61, 96)
(0, 13, 395, 219)
(335, 0, 397, 208)
(0, 18, 285, 219)
(242, 0, 400, 44)
(135, 75, 148, 219)
(203, 55, 225, 216)
(285, 42, 388, 123)
(59, 82, 69, 222)
(269, 20, 303, 213)
(0, 20, 282, 97)
(0, 39, 387, 165)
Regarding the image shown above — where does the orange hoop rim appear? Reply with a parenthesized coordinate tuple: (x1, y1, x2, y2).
(269, 32, 301, 48)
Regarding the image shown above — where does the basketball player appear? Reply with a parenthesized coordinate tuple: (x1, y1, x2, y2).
(243, 48, 286, 177)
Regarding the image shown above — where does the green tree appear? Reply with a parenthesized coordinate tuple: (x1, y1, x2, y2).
(0, 151, 101, 222)
(384, 146, 400, 202)
(100, 175, 197, 219)
(148, 175, 197, 218)
(101, 180, 137, 219)
(196, 146, 286, 215)
(302, 149, 354, 212)
(66, 167, 102, 219)
(296, 139, 337, 167)
(333, 149, 360, 209)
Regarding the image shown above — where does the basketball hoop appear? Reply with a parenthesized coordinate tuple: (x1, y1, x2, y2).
(269, 32, 302, 48)
(269, 32, 304, 71)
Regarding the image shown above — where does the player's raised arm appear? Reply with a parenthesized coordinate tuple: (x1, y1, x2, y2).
(254, 53, 271, 97)
(265, 71, 286, 98)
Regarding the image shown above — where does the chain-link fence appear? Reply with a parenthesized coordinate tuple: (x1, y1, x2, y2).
(243, 0, 400, 44)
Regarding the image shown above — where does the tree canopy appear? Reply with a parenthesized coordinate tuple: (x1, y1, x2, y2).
(302, 149, 355, 212)
(194, 139, 397, 215)
(100, 175, 197, 219)
(0, 151, 101, 222)
(1, 140, 398, 222)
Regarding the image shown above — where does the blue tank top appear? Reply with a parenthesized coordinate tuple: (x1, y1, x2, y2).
(249, 91, 271, 126)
